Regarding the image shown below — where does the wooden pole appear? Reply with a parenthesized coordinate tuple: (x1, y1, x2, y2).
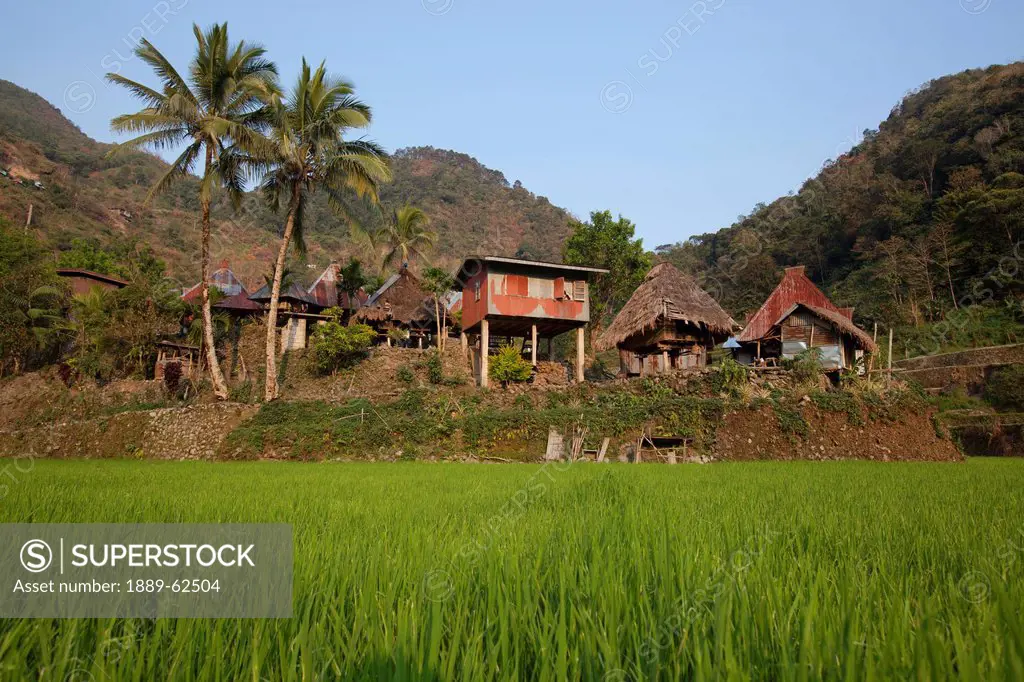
(480, 319, 490, 388)
(531, 324, 538, 366)
(25, 203, 33, 229)
(887, 328, 894, 380)
(460, 331, 467, 356)
(575, 327, 585, 383)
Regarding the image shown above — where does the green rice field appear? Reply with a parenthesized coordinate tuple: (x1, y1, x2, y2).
(1, 459, 1023, 680)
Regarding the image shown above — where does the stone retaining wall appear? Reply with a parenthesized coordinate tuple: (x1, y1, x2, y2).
(0, 403, 258, 460)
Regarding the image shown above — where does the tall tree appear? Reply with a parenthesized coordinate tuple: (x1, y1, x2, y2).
(379, 205, 437, 272)
(563, 210, 651, 354)
(106, 23, 279, 399)
(257, 59, 391, 401)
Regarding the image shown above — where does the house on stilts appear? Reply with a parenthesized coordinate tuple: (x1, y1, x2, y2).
(735, 265, 876, 370)
(597, 263, 735, 375)
(454, 256, 608, 387)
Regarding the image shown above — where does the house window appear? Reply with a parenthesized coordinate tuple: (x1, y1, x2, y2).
(572, 280, 586, 301)
(474, 281, 481, 302)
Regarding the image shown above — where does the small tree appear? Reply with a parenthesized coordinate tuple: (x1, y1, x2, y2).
(421, 266, 455, 351)
(309, 321, 375, 375)
(985, 365, 1024, 411)
(489, 344, 532, 387)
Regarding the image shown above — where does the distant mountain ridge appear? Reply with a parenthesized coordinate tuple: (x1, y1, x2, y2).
(0, 80, 574, 287)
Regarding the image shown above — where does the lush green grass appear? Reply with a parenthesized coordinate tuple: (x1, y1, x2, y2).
(1, 459, 1023, 680)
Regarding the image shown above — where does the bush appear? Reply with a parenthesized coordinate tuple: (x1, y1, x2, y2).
(310, 323, 376, 375)
(396, 365, 415, 384)
(785, 348, 823, 384)
(985, 365, 1024, 411)
(714, 356, 748, 395)
(489, 345, 532, 386)
(425, 351, 444, 384)
(163, 361, 182, 396)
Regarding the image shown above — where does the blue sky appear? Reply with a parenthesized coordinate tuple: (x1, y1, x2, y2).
(2, 0, 1021, 248)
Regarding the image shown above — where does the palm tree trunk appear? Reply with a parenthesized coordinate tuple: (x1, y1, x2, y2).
(201, 146, 229, 401)
(264, 183, 301, 401)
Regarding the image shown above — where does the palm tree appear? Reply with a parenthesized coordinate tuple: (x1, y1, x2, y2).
(379, 205, 438, 271)
(257, 59, 391, 401)
(105, 23, 278, 400)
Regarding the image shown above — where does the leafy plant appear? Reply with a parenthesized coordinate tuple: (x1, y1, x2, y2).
(396, 365, 415, 384)
(489, 344, 532, 386)
(785, 348, 823, 384)
(985, 365, 1024, 411)
(715, 356, 749, 396)
(309, 322, 375, 375)
(425, 351, 444, 385)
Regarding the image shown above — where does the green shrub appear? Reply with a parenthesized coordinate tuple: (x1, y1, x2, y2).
(785, 348, 823, 383)
(425, 351, 444, 384)
(309, 323, 376, 375)
(396, 365, 415, 384)
(985, 365, 1024, 411)
(489, 345, 533, 386)
(714, 356, 748, 395)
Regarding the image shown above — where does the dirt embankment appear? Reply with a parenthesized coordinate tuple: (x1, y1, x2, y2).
(715, 407, 961, 461)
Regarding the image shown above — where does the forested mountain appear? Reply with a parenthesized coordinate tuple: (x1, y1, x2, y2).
(657, 62, 1024, 336)
(4, 60, 1024, 348)
(0, 80, 572, 288)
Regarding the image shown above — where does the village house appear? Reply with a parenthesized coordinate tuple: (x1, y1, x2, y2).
(180, 260, 262, 319)
(736, 265, 877, 370)
(597, 263, 735, 375)
(56, 268, 128, 296)
(354, 265, 435, 347)
(454, 256, 608, 387)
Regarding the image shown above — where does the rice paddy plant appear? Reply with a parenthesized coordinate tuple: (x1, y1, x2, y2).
(0, 459, 1022, 680)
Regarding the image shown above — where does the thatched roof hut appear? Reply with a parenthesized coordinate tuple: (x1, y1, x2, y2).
(353, 266, 433, 327)
(597, 263, 735, 353)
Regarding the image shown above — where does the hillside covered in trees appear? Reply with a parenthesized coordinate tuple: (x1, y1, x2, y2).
(657, 62, 1024, 353)
(0, 80, 572, 287)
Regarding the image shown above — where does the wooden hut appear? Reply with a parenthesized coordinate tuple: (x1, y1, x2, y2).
(56, 269, 128, 296)
(597, 263, 735, 375)
(736, 266, 876, 369)
(354, 265, 434, 346)
(181, 260, 262, 318)
(454, 256, 609, 386)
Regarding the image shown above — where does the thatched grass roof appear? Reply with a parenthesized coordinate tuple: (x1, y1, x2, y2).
(354, 266, 433, 326)
(596, 263, 736, 351)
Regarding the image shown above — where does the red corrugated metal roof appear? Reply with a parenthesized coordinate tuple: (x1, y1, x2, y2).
(737, 266, 841, 342)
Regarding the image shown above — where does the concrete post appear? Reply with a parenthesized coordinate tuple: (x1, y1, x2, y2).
(460, 331, 467, 356)
(531, 324, 538, 366)
(480, 319, 490, 388)
(662, 350, 670, 373)
(575, 326, 585, 383)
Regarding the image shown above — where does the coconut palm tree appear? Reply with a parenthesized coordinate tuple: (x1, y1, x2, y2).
(257, 59, 391, 400)
(105, 23, 278, 400)
(379, 205, 438, 271)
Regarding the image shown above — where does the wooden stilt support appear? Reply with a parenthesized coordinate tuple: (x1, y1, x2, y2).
(575, 326, 585, 383)
(531, 324, 538, 366)
(480, 319, 490, 388)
